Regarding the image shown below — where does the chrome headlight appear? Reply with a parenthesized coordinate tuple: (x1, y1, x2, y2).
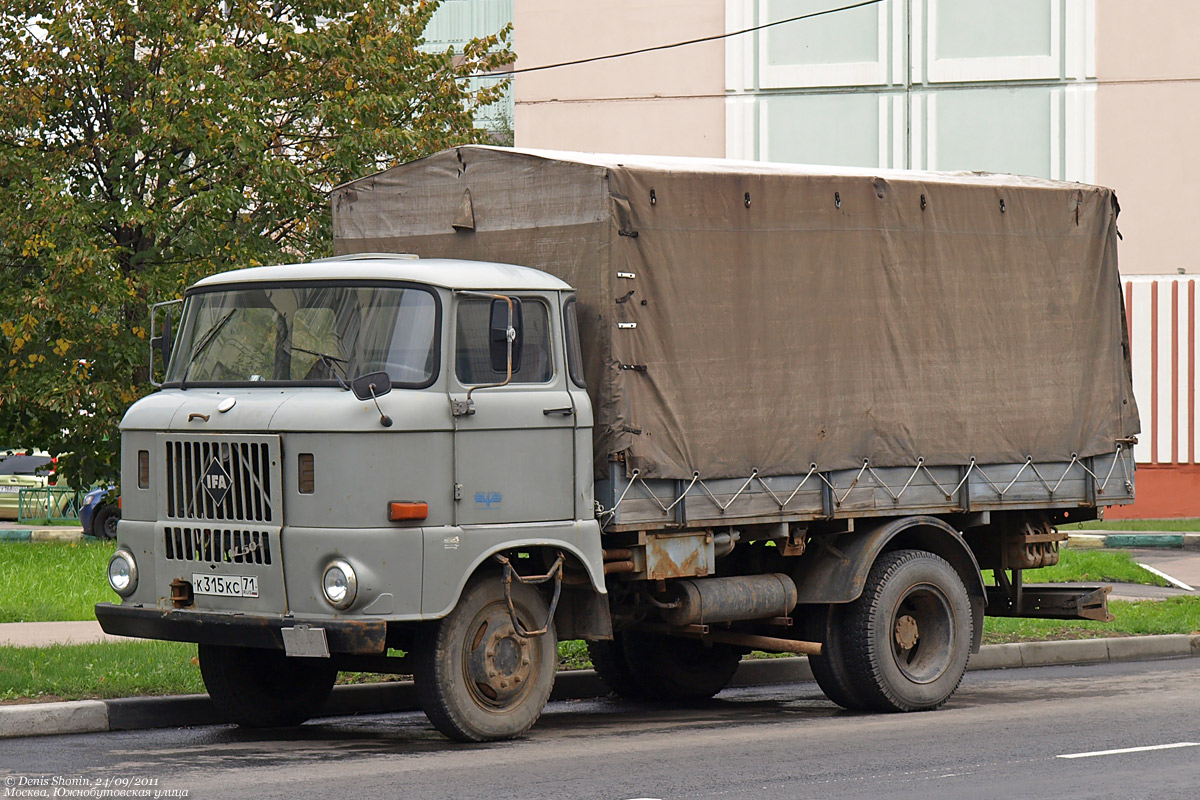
(322, 559, 357, 610)
(107, 549, 138, 597)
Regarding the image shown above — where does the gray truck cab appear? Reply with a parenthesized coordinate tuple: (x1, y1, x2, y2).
(98, 254, 607, 741)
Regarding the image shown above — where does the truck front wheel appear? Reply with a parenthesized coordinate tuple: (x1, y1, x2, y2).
(842, 549, 972, 712)
(198, 644, 337, 727)
(414, 575, 557, 742)
(620, 632, 742, 701)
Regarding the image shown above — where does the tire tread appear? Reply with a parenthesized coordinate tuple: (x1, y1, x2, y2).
(842, 549, 972, 713)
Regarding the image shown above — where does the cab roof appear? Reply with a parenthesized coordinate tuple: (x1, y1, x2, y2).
(190, 253, 574, 292)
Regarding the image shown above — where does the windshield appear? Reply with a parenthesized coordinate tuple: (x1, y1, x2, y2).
(165, 282, 440, 387)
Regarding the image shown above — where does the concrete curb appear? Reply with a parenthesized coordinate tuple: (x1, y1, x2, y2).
(0, 529, 86, 543)
(3, 634, 1197, 739)
(1067, 532, 1200, 550)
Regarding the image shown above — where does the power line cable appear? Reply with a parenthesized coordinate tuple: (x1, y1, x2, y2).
(467, 0, 885, 79)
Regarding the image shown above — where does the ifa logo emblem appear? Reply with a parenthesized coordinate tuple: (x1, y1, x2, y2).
(203, 458, 232, 504)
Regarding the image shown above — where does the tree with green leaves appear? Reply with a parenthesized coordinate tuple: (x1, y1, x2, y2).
(0, 0, 512, 487)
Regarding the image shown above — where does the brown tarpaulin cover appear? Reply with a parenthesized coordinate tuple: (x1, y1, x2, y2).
(331, 147, 1139, 481)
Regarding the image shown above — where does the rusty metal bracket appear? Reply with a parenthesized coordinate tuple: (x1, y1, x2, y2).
(493, 551, 565, 638)
(782, 527, 806, 557)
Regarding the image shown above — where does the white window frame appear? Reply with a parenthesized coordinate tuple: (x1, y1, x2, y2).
(759, 0, 893, 89)
(920, 0, 1063, 84)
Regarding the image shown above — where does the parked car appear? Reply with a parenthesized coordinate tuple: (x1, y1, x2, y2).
(81, 486, 120, 539)
(0, 449, 54, 520)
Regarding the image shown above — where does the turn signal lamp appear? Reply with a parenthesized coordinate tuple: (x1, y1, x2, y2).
(388, 501, 428, 521)
(138, 450, 150, 488)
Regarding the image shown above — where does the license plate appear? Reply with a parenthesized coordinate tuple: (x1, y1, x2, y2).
(0, 486, 20, 493)
(192, 573, 259, 598)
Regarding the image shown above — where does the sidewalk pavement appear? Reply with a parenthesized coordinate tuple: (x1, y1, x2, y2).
(0, 621, 125, 647)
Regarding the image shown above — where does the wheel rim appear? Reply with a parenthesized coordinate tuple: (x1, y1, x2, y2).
(462, 602, 539, 711)
(889, 582, 956, 684)
(102, 515, 119, 538)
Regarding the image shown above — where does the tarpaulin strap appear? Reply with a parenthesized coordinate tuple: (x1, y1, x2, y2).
(865, 459, 925, 503)
(818, 460, 870, 506)
(635, 471, 700, 515)
(1047, 455, 1081, 495)
(972, 458, 1035, 497)
(919, 459, 976, 501)
(697, 469, 758, 513)
(1027, 459, 1056, 494)
(1076, 443, 1128, 491)
(597, 468, 641, 524)
(493, 551, 564, 638)
(754, 464, 820, 510)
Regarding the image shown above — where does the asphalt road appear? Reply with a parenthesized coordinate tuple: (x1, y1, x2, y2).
(4, 659, 1198, 800)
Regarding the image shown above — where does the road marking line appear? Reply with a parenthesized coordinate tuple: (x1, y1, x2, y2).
(1057, 742, 1200, 759)
(1136, 562, 1196, 591)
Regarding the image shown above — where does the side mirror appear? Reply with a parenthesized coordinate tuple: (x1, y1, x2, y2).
(351, 371, 392, 401)
(149, 299, 183, 387)
(351, 371, 393, 427)
(489, 297, 523, 375)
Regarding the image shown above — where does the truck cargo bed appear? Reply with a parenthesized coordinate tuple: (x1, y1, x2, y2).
(597, 450, 1134, 531)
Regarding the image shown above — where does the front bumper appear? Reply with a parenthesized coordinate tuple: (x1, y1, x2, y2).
(95, 602, 387, 654)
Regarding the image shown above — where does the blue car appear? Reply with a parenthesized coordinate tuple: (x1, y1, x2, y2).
(81, 486, 120, 540)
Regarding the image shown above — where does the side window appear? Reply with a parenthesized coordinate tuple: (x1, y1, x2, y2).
(563, 298, 586, 389)
(456, 298, 553, 384)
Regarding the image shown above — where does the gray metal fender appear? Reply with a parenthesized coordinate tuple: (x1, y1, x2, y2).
(793, 516, 987, 653)
(421, 521, 607, 620)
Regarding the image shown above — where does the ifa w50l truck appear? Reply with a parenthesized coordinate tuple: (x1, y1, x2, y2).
(97, 148, 1140, 742)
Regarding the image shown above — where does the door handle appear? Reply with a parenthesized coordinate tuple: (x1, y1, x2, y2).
(543, 406, 574, 416)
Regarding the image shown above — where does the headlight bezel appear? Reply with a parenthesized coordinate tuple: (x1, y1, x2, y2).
(321, 559, 357, 610)
(107, 548, 138, 597)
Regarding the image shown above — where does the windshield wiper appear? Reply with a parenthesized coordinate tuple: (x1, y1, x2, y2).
(284, 344, 350, 391)
(179, 308, 238, 390)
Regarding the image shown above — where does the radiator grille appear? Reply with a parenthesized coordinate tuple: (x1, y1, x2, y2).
(163, 437, 277, 523)
(163, 527, 273, 565)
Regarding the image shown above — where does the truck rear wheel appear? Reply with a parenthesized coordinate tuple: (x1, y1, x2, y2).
(803, 604, 869, 711)
(842, 549, 972, 712)
(414, 575, 557, 742)
(620, 632, 742, 701)
(198, 644, 337, 727)
(587, 632, 644, 699)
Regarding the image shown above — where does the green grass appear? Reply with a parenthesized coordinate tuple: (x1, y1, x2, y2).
(0, 541, 117, 623)
(557, 638, 591, 671)
(0, 640, 203, 702)
(982, 596, 1200, 644)
(989, 548, 1171, 587)
(1059, 517, 1200, 532)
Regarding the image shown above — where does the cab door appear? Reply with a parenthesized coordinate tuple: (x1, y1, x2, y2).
(450, 294, 576, 525)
